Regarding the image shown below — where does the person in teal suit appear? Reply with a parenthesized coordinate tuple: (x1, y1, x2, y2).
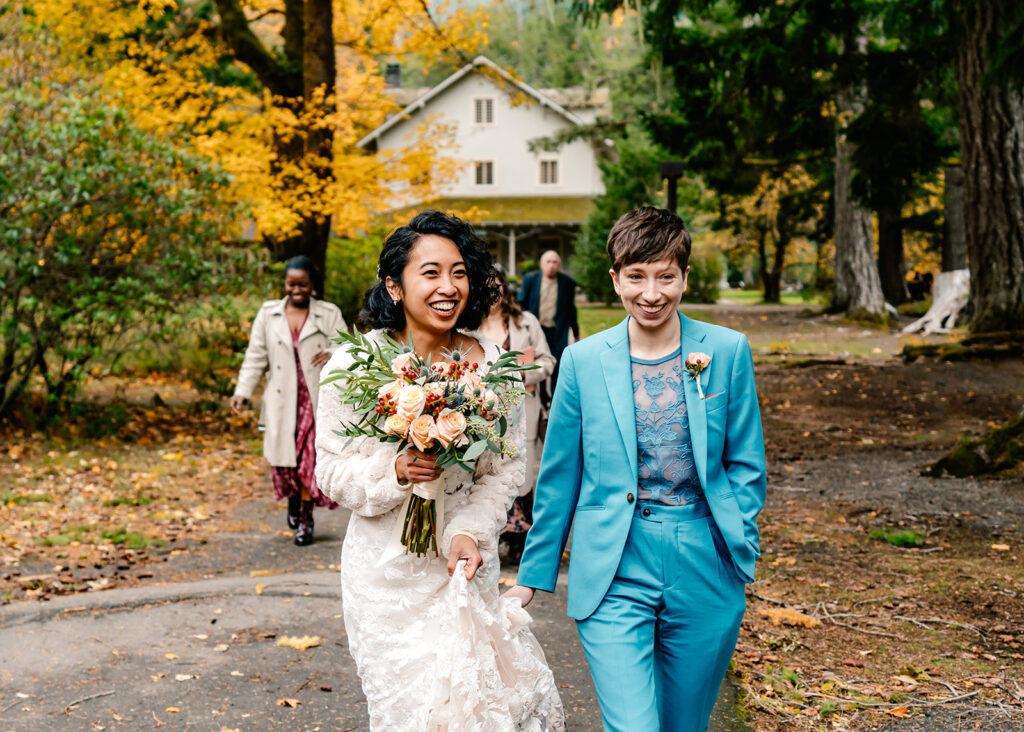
(506, 206, 767, 732)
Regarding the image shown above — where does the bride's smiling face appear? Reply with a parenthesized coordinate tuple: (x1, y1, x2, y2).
(386, 234, 469, 336)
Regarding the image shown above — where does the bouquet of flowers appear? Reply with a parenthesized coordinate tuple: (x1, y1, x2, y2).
(323, 331, 530, 557)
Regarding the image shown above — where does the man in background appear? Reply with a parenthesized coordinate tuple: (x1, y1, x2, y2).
(517, 250, 579, 405)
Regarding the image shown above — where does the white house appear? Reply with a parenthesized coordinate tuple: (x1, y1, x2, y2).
(357, 56, 609, 275)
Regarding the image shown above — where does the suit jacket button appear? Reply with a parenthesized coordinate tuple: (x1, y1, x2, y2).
(626, 493, 634, 504)
(642, 508, 651, 517)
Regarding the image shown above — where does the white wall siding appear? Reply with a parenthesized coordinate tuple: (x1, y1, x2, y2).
(376, 74, 604, 200)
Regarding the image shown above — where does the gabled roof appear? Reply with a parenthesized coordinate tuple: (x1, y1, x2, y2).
(356, 56, 585, 149)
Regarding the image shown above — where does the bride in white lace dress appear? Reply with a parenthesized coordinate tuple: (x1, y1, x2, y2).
(315, 211, 564, 731)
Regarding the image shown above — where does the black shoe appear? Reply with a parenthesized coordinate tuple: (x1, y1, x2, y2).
(287, 495, 301, 530)
(294, 501, 314, 546)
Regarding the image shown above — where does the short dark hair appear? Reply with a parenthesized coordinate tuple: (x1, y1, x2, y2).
(283, 255, 321, 297)
(359, 210, 499, 332)
(606, 206, 692, 272)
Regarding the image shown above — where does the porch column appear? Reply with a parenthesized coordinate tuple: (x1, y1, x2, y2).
(507, 228, 517, 275)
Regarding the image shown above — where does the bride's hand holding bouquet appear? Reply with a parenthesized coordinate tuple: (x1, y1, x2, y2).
(324, 332, 532, 562)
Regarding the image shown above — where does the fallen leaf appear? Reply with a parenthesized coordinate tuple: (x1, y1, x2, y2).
(165, 707, 180, 713)
(174, 674, 196, 682)
(991, 544, 1010, 551)
(886, 707, 911, 717)
(249, 569, 274, 577)
(164, 653, 178, 660)
(255, 583, 266, 595)
(276, 698, 301, 708)
(214, 644, 229, 652)
(230, 671, 244, 677)
(276, 635, 321, 651)
(757, 607, 821, 628)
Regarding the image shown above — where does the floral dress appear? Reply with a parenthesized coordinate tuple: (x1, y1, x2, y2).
(270, 326, 338, 508)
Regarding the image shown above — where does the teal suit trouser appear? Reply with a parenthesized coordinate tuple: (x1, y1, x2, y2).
(575, 500, 746, 732)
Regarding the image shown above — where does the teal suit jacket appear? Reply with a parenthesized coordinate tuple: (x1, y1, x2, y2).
(516, 312, 767, 620)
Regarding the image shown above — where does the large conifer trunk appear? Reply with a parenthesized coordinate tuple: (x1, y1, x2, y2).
(955, 0, 1024, 333)
(878, 205, 908, 305)
(832, 92, 885, 317)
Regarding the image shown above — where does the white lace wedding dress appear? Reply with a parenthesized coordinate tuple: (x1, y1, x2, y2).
(315, 331, 564, 732)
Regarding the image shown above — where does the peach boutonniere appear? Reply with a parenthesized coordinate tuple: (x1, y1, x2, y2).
(685, 352, 712, 399)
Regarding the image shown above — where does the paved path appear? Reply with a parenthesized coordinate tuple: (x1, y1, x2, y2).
(1, 501, 750, 731)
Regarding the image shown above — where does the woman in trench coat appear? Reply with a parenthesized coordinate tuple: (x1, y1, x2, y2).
(230, 256, 346, 545)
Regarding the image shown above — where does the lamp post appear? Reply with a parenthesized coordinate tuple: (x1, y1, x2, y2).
(659, 160, 685, 213)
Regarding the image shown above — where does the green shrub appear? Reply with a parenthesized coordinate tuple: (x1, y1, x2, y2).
(324, 231, 385, 326)
(684, 248, 725, 304)
(0, 41, 250, 419)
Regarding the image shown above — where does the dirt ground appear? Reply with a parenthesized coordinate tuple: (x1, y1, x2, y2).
(2, 306, 1023, 730)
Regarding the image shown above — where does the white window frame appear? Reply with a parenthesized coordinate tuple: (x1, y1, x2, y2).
(472, 96, 495, 126)
(538, 157, 561, 186)
(473, 160, 495, 186)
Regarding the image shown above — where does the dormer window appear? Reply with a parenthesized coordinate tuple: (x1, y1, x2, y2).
(474, 161, 494, 185)
(539, 159, 559, 185)
(473, 97, 495, 125)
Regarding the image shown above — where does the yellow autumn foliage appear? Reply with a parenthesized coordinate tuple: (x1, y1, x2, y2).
(21, 0, 487, 240)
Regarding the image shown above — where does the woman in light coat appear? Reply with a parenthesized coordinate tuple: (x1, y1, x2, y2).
(478, 265, 556, 562)
(230, 256, 346, 545)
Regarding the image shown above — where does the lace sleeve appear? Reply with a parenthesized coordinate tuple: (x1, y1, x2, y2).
(314, 348, 409, 517)
(441, 393, 526, 561)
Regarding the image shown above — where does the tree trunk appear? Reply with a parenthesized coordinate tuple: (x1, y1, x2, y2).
(299, 0, 336, 281)
(942, 164, 968, 272)
(756, 226, 781, 302)
(955, 0, 1024, 333)
(213, 0, 335, 277)
(877, 205, 908, 305)
(832, 90, 885, 318)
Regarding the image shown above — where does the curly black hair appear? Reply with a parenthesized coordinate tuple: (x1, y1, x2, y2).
(359, 210, 500, 332)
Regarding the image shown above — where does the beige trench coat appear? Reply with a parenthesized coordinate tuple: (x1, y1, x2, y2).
(233, 297, 346, 467)
(507, 311, 556, 496)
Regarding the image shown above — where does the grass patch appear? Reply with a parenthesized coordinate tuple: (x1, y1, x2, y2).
(101, 529, 168, 549)
(578, 306, 624, 337)
(1, 493, 54, 506)
(102, 496, 152, 507)
(868, 528, 925, 547)
(719, 289, 828, 306)
(35, 525, 95, 547)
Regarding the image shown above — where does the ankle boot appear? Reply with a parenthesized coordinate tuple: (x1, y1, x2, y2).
(294, 501, 314, 546)
(287, 494, 301, 530)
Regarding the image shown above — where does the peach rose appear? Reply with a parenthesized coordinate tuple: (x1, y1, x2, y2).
(408, 414, 437, 451)
(460, 370, 483, 392)
(384, 414, 410, 438)
(435, 408, 467, 448)
(391, 352, 414, 375)
(395, 384, 427, 422)
(685, 351, 711, 370)
(426, 381, 448, 398)
(378, 378, 404, 401)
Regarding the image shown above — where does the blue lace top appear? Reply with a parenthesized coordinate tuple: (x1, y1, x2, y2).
(632, 347, 706, 505)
